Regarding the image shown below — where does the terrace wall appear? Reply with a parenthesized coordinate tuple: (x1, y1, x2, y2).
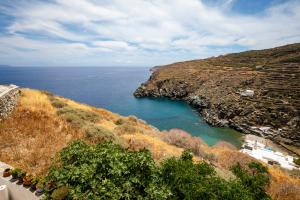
(0, 85, 20, 119)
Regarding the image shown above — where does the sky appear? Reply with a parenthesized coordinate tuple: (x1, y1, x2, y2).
(0, 0, 299, 67)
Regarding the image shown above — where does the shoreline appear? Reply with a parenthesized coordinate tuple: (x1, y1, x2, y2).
(134, 92, 300, 157)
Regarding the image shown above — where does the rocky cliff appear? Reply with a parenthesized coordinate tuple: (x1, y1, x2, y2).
(134, 43, 300, 150)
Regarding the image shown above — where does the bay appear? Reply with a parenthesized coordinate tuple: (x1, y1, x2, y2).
(0, 66, 243, 146)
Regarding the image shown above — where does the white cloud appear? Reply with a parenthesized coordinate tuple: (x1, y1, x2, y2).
(0, 0, 299, 66)
(93, 40, 136, 51)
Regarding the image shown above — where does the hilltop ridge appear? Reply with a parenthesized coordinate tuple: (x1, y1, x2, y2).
(134, 43, 300, 153)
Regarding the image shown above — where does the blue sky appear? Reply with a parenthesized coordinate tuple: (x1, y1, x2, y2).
(0, 0, 299, 67)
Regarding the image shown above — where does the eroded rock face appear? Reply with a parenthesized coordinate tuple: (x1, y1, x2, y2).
(134, 43, 300, 149)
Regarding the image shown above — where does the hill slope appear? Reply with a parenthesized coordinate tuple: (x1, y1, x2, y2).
(134, 43, 300, 152)
(0, 88, 299, 199)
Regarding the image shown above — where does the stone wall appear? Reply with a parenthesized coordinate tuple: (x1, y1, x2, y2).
(0, 86, 20, 119)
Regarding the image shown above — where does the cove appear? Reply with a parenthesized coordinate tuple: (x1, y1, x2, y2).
(0, 66, 243, 146)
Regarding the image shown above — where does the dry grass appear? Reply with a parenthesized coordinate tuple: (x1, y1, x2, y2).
(211, 148, 258, 169)
(0, 89, 83, 175)
(212, 141, 237, 151)
(20, 88, 56, 114)
(54, 96, 94, 112)
(268, 167, 300, 200)
(121, 133, 184, 161)
(158, 128, 208, 157)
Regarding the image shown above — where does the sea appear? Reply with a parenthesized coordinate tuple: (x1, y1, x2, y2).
(0, 66, 243, 146)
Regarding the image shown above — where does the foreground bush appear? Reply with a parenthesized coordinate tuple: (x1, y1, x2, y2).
(44, 141, 271, 200)
(45, 141, 170, 199)
(161, 150, 270, 200)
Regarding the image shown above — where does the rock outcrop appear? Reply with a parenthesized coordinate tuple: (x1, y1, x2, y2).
(134, 43, 300, 150)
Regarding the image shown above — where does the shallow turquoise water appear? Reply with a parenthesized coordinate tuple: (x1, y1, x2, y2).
(0, 66, 243, 146)
(135, 97, 243, 147)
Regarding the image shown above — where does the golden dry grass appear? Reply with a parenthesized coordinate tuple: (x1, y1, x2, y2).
(121, 133, 184, 161)
(19, 88, 56, 114)
(0, 89, 84, 175)
(55, 96, 93, 112)
(268, 167, 300, 200)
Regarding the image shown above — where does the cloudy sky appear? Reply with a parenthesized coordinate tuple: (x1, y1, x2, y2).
(0, 0, 299, 67)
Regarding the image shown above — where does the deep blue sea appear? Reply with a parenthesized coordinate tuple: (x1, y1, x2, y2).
(0, 67, 243, 146)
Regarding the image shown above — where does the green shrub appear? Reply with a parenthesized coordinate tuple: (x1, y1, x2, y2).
(45, 141, 170, 199)
(44, 141, 271, 200)
(11, 168, 22, 178)
(293, 158, 300, 166)
(83, 124, 116, 143)
(114, 123, 138, 135)
(160, 150, 252, 200)
(57, 106, 101, 127)
(36, 177, 46, 189)
(51, 186, 69, 200)
(114, 118, 127, 125)
(47, 94, 67, 108)
(63, 112, 84, 127)
(231, 162, 271, 200)
(51, 100, 67, 108)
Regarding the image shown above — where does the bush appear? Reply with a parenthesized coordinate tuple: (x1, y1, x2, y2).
(293, 158, 300, 166)
(44, 141, 271, 200)
(114, 118, 127, 125)
(160, 129, 206, 157)
(44, 141, 170, 199)
(51, 186, 69, 200)
(128, 115, 138, 123)
(160, 150, 253, 200)
(83, 124, 116, 143)
(231, 162, 271, 200)
(114, 123, 139, 135)
(57, 106, 101, 127)
(11, 168, 22, 178)
(47, 94, 67, 108)
(51, 100, 67, 109)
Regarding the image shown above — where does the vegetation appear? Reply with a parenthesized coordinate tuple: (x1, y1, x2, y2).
(11, 168, 22, 178)
(114, 118, 127, 125)
(1, 89, 299, 199)
(44, 141, 271, 200)
(293, 158, 300, 166)
(0, 89, 83, 175)
(115, 123, 139, 135)
(45, 141, 170, 199)
(83, 123, 116, 143)
(57, 106, 101, 127)
(231, 162, 271, 200)
(48, 95, 119, 144)
(160, 129, 207, 157)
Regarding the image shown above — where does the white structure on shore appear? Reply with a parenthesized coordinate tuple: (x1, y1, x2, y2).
(240, 135, 299, 170)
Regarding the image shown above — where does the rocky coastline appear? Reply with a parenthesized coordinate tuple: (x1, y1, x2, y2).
(134, 43, 300, 154)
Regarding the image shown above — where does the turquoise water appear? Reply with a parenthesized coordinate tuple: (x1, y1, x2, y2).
(0, 67, 243, 146)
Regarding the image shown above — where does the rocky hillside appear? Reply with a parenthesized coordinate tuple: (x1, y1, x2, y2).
(134, 43, 300, 152)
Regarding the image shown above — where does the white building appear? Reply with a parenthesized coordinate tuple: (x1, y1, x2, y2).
(240, 139, 299, 170)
